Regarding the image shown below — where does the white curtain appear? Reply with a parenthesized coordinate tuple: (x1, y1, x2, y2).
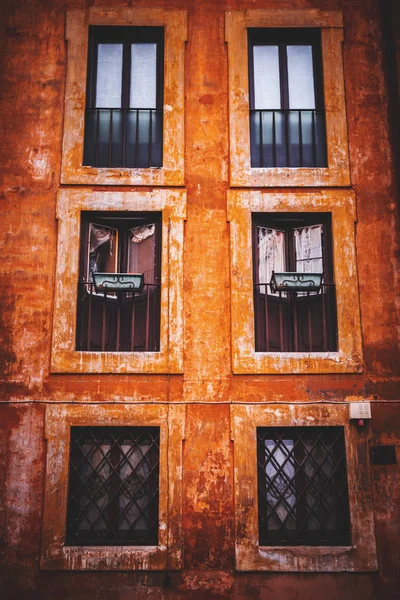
(88, 223, 116, 278)
(96, 44, 123, 108)
(257, 226, 285, 293)
(130, 43, 157, 109)
(287, 45, 316, 109)
(253, 45, 281, 109)
(294, 224, 323, 273)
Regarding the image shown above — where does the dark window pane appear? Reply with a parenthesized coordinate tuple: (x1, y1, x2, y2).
(257, 427, 351, 546)
(66, 426, 160, 546)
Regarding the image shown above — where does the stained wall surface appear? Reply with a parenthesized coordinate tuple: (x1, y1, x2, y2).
(0, 0, 399, 598)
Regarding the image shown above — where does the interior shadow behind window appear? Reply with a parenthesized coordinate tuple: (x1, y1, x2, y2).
(83, 26, 164, 169)
(252, 213, 337, 352)
(248, 29, 327, 168)
(76, 212, 162, 352)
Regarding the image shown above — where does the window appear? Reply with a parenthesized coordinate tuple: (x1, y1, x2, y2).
(252, 213, 337, 352)
(41, 404, 185, 570)
(76, 212, 161, 352)
(248, 29, 327, 168)
(83, 26, 164, 169)
(61, 8, 187, 186)
(228, 190, 362, 374)
(257, 426, 351, 546)
(231, 404, 377, 572)
(51, 189, 185, 374)
(66, 426, 160, 546)
(225, 10, 350, 187)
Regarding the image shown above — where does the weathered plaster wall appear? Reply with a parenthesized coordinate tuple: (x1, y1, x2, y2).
(0, 0, 399, 598)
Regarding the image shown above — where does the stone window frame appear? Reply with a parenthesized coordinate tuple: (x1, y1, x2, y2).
(225, 10, 350, 187)
(40, 404, 185, 571)
(227, 190, 363, 374)
(231, 403, 377, 572)
(51, 189, 186, 374)
(61, 8, 187, 186)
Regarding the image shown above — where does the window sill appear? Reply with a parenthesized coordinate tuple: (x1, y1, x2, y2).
(236, 544, 374, 572)
(235, 352, 362, 375)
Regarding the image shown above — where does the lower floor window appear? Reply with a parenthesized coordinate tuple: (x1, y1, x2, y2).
(257, 426, 351, 546)
(66, 426, 160, 546)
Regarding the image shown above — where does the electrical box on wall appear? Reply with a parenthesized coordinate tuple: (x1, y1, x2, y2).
(349, 401, 371, 421)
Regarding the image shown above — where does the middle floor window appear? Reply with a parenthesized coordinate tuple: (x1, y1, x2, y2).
(76, 212, 161, 352)
(252, 213, 337, 352)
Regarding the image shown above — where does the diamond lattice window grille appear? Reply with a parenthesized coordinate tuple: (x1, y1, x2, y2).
(257, 426, 351, 546)
(66, 426, 160, 546)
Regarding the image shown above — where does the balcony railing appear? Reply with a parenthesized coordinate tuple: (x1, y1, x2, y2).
(76, 282, 161, 352)
(250, 109, 327, 168)
(254, 282, 337, 352)
(83, 108, 163, 168)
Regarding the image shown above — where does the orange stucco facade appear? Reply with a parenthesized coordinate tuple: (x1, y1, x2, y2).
(1, 0, 400, 598)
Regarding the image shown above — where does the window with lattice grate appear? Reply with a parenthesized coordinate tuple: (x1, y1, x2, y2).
(257, 426, 351, 546)
(66, 426, 160, 546)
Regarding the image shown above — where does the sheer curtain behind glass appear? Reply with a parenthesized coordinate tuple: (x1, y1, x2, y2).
(257, 226, 285, 294)
(96, 44, 123, 108)
(130, 44, 157, 108)
(287, 46, 315, 109)
(294, 224, 323, 273)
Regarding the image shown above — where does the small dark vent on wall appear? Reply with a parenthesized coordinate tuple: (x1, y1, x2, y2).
(370, 445, 397, 465)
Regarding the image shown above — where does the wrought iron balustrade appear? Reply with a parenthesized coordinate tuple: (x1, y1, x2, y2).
(83, 108, 163, 168)
(76, 281, 161, 352)
(250, 109, 327, 168)
(253, 282, 337, 352)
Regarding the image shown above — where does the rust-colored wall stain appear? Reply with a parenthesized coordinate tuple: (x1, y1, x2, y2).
(0, 0, 400, 597)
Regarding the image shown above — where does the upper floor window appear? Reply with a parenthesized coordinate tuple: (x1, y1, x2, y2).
(83, 26, 164, 169)
(249, 29, 327, 168)
(76, 212, 161, 352)
(252, 213, 337, 352)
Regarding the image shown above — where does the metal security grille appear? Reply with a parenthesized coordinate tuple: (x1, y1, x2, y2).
(66, 426, 160, 546)
(257, 427, 351, 546)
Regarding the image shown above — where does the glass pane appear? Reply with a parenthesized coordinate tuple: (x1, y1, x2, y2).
(287, 45, 315, 109)
(128, 224, 156, 284)
(96, 44, 123, 108)
(97, 110, 112, 167)
(294, 224, 323, 273)
(110, 110, 123, 167)
(88, 223, 118, 278)
(130, 43, 157, 109)
(253, 45, 280, 109)
(257, 226, 285, 294)
(137, 110, 151, 167)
